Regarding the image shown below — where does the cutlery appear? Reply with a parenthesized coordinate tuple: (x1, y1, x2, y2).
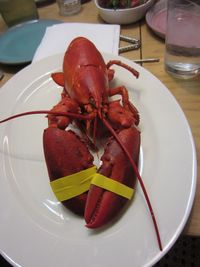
(120, 35, 140, 44)
(119, 44, 140, 53)
(134, 58, 160, 63)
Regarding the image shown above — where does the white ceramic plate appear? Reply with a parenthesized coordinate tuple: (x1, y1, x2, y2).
(0, 53, 197, 267)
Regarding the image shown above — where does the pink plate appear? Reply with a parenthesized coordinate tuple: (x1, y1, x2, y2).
(145, 0, 167, 39)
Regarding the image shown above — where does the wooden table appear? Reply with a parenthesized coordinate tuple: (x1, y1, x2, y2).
(0, 1, 199, 237)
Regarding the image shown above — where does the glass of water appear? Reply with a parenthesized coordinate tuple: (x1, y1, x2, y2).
(164, 0, 200, 79)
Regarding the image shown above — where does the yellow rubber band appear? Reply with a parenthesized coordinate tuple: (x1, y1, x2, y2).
(91, 173, 134, 200)
(50, 166, 97, 201)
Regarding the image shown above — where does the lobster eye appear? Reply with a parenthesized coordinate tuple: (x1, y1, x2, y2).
(89, 97, 96, 107)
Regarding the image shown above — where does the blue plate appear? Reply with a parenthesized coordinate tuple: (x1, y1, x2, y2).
(0, 19, 62, 65)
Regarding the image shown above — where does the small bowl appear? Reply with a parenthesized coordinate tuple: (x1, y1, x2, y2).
(94, 0, 155, 25)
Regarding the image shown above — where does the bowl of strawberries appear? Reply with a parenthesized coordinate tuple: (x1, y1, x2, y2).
(95, 0, 155, 24)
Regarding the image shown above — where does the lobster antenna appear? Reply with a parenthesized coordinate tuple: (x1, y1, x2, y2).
(0, 110, 94, 124)
(101, 116, 162, 251)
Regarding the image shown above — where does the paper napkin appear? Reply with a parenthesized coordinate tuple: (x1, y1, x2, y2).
(33, 23, 120, 62)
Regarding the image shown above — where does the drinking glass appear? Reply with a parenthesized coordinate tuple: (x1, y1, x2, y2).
(56, 0, 81, 16)
(164, 0, 200, 79)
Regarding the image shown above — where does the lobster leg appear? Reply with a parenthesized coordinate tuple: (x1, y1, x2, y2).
(106, 60, 139, 79)
(43, 127, 94, 215)
(84, 127, 140, 228)
(108, 86, 140, 126)
(106, 100, 136, 130)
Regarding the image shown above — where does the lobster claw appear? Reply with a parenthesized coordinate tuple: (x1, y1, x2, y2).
(84, 127, 140, 228)
(43, 127, 94, 215)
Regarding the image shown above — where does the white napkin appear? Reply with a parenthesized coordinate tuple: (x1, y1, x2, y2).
(33, 23, 120, 62)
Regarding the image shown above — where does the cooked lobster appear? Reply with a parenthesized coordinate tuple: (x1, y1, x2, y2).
(0, 37, 162, 250)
